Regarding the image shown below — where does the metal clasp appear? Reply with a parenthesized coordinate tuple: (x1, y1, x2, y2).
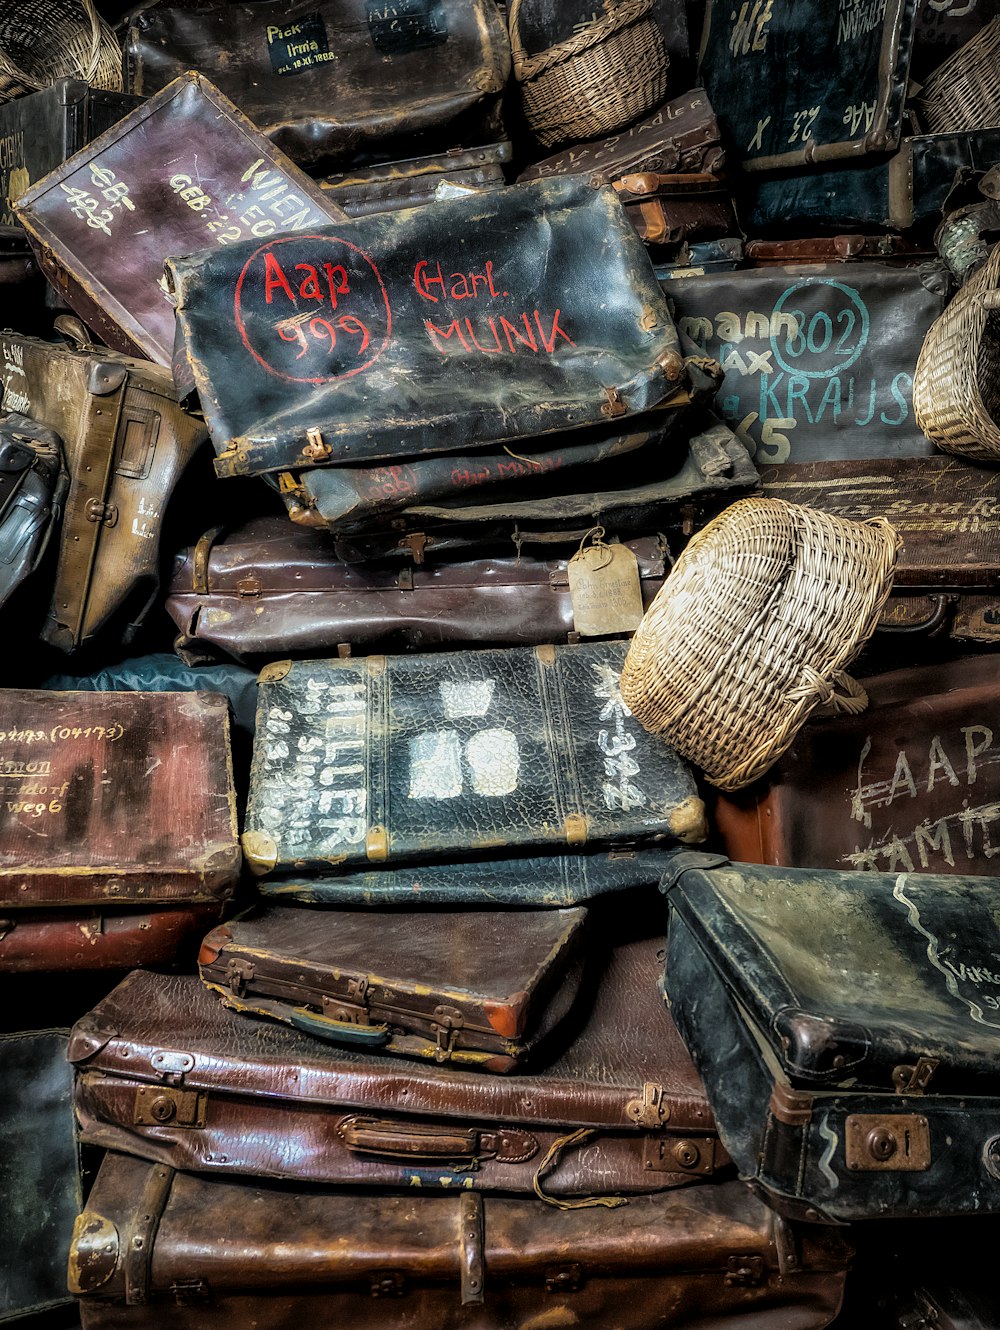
(323, 975, 373, 1026)
(625, 1082, 671, 1128)
(225, 957, 255, 998)
(892, 1057, 938, 1095)
(432, 1006, 465, 1061)
(85, 497, 118, 526)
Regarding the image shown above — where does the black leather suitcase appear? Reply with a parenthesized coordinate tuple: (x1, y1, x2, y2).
(168, 177, 699, 480)
(319, 144, 511, 218)
(241, 642, 706, 877)
(0, 409, 67, 612)
(0, 1029, 78, 1323)
(697, 0, 918, 171)
(0, 77, 140, 230)
(69, 1152, 851, 1330)
(72, 926, 731, 1198)
(668, 261, 950, 463)
(198, 905, 587, 1071)
(661, 851, 1000, 1223)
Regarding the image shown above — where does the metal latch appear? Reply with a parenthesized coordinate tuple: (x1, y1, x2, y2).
(431, 1005, 465, 1061)
(845, 1114, 931, 1172)
(323, 975, 372, 1026)
(85, 497, 118, 526)
(601, 386, 626, 418)
(545, 1263, 582, 1294)
(133, 1085, 207, 1128)
(892, 1057, 938, 1095)
(302, 426, 332, 461)
(726, 1256, 765, 1288)
(225, 957, 255, 997)
(399, 532, 428, 565)
(150, 1051, 195, 1086)
(169, 1279, 210, 1306)
(235, 576, 261, 598)
(625, 1083, 671, 1128)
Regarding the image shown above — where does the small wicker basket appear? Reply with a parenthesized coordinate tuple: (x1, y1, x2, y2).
(919, 17, 1000, 134)
(508, 0, 668, 149)
(913, 242, 1000, 462)
(0, 0, 122, 103)
(620, 497, 901, 792)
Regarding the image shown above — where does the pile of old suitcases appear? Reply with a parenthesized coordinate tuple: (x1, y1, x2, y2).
(3, 0, 1000, 1327)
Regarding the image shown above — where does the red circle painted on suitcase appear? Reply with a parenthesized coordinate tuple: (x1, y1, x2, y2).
(234, 234, 393, 385)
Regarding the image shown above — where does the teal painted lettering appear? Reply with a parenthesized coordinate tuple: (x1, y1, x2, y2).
(879, 372, 911, 426)
(815, 375, 842, 422)
(760, 372, 785, 420)
(854, 377, 877, 427)
(785, 376, 814, 424)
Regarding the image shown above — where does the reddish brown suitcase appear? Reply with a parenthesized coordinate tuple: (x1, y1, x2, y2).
(713, 655, 1000, 876)
(0, 689, 239, 969)
(198, 905, 587, 1072)
(166, 518, 667, 663)
(14, 72, 345, 366)
(69, 1152, 851, 1330)
(613, 172, 737, 247)
(72, 929, 729, 1198)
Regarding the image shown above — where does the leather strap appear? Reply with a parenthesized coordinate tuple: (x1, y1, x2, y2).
(48, 367, 128, 647)
(123, 1164, 174, 1305)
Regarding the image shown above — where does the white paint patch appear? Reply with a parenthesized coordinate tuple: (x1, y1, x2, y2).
(408, 730, 462, 800)
(440, 679, 495, 719)
(467, 728, 519, 796)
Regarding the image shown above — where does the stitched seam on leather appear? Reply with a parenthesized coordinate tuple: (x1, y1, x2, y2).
(555, 647, 585, 831)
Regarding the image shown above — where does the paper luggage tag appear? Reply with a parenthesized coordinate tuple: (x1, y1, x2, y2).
(567, 530, 645, 637)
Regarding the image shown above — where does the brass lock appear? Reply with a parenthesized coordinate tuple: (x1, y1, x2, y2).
(866, 1128, 897, 1162)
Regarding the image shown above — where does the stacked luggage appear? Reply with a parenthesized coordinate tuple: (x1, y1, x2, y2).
(2, 0, 1000, 1326)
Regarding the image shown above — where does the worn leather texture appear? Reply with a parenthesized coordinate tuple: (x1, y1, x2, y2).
(320, 144, 511, 218)
(243, 642, 705, 875)
(662, 851, 1000, 1221)
(199, 905, 587, 1069)
(669, 262, 950, 463)
(125, 0, 510, 169)
(72, 926, 728, 1195)
(169, 177, 692, 480)
(699, 0, 917, 171)
(322, 413, 759, 563)
(518, 88, 725, 183)
(760, 457, 1000, 641)
(0, 409, 66, 612)
(166, 517, 667, 662)
(0, 903, 225, 972)
(69, 1151, 850, 1328)
(0, 78, 140, 229)
(0, 331, 207, 651)
(14, 73, 344, 366)
(743, 129, 1000, 234)
(262, 847, 676, 907)
(713, 655, 1000, 876)
(0, 689, 238, 909)
(0, 1030, 77, 1320)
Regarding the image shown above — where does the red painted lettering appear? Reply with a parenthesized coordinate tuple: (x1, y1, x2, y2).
(323, 263, 350, 309)
(499, 315, 537, 354)
(295, 263, 323, 302)
(414, 260, 446, 303)
(264, 252, 295, 303)
(535, 309, 576, 353)
(425, 318, 472, 351)
(450, 273, 472, 300)
(486, 261, 500, 298)
(464, 318, 503, 354)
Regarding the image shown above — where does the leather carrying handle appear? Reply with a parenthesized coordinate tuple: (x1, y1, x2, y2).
(287, 1006, 391, 1047)
(340, 1116, 479, 1160)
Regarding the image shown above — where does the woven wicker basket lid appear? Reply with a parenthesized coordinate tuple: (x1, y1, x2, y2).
(620, 496, 902, 791)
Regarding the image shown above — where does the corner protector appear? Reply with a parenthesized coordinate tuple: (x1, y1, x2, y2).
(669, 796, 709, 845)
(258, 660, 292, 685)
(68, 1211, 119, 1294)
(241, 831, 278, 875)
(366, 825, 389, 862)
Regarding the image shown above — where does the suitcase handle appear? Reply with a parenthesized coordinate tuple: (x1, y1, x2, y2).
(287, 1007, 391, 1047)
(338, 1114, 540, 1163)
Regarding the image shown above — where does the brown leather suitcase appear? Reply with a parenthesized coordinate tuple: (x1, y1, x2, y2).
(0, 328, 206, 652)
(0, 689, 239, 969)
(518, 88, 725, 183)
(759, 456, 1000, 642)
(613, 171, 737, 247)
(0, 904, 227, 972)
(69, 1151, 852, 1329)
(198, 905, 587, 1071)
(713, 655, 1000, 877)
(14, 72, 344, 366)
(166, 518, 667, 663)
(124, 0, 510, 169)
(744, 236, 935, 265)
(319, 144, 511, 218)
(72, 928, 730, 1198)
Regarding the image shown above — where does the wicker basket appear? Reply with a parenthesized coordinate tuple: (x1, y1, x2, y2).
(508, 0, 668, 149)
(0, 0, 122, 103)
(620, 497, 901, 792)
(919, 17, 1000, 133)
(913, 242, 1000, 462)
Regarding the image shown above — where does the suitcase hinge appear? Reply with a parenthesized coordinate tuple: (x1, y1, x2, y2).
(236, 575, 261, 598)
(370, 1272, 406, 1298)
(892, 1057, 938, 1095)
(226, 957, 255, 998)
(302, 427, 333, 461)
(323, 976, 373, 1026)
(625, 1083, 671, 1128)
(601, 386, 626, 418)
(85, 497, 118, 527)
(133, 1085, 207, 1128)
(170, 1279, 210, 1306)
(545, 1263, 582, 1294)
(432, 1005, 464, 1061)
(725, 1256, 765, 1288)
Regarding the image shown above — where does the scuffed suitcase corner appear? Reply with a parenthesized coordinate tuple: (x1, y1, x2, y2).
(241, 831, 278, 877)
(666, 794, 708, 845)
(67, 1209, 119, 1296)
